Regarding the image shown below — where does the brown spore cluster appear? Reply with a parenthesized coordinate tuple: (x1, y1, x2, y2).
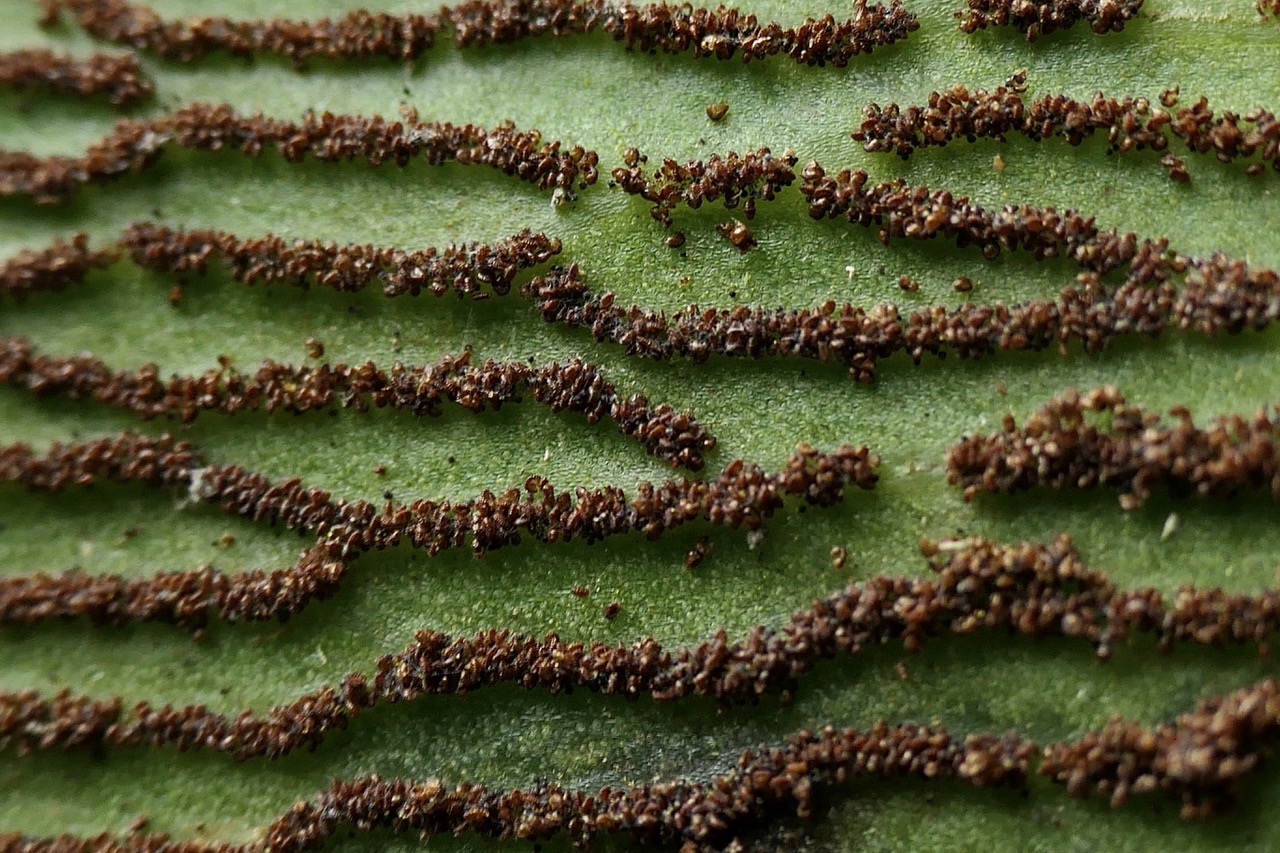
(121, 223, 563, 298)
(800, 161, 1170, 273)
(0, 233, 118, 302)
(947, 387, 1280, 508)
(0, 102, 600, 205)
(45, 0, 920, 67)
(852, 73, 1280, 180)
(0, 48, 152, 106)
(0, 433, 877, 628)
(957, 0, 1144, 41)
(522, 245, 1279, 383)
(0, 340, 716, 469)
(611, 147, 798, 226)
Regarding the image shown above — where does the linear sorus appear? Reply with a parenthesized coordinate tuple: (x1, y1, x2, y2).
(956, 0, 1145, 41)
(0, 102, 600, 205)
(799, 162, 1176, 275)
(522, 252, 1279, 383)
(0, 340, 716, 470)
(611, 147, 799, 227)
(0, 433, 877, 627)
(946, 387, 1280, 508)
(851, 73, 1280, 180)
(6, 534, 1280, 758)
(5, 662, 1280, 848)
(41, 0, 920, 67)
(0, 48, 152, 107)
(120, 223, 562, 298)
(0, 233, 119, 302)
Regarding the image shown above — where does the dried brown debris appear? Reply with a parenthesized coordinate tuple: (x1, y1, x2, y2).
(612, 147, 798, 226)
(120, 222, 562, 298)
(0, 48, 152, 107)
(45, 0, 920, 67)
(957, 0, 1144, 41)
(0, 102, 599, 205)
(0, 433, 877, 628)
(1260, 0, 1280, 16)
(0, 233, 118, 303)
(0, 339, 716, 469)
(947, 387, 1280, 508)
(852, 73, 1280, 180)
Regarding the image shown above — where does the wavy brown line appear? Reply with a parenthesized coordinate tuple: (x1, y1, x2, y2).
(0, 102, 600, 205)
(0, 338, 716, 470)
(956, 0, 1144, 41)
(0, 48, 152, 107)
(526, 252, 1276, 383)
(0, 432, 877, 628)
(0, 227, 563, 303)
(41, 0, 919, 67)
(947, 386, 1280, 509)
(3, 535, 1276, 761)
(852, 72, 1280, 181)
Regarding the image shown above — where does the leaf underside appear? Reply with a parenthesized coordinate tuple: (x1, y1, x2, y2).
(1, 0, 1279, 850)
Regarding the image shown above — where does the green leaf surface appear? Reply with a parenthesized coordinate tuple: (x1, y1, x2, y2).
(1, 0, 1278, 849)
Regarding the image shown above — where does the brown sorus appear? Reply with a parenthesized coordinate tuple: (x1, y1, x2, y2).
(603, 601, 621, 620)
(706, 102, 729, 121)
(0, 103, 601, 205)
(121, 222, 563, 299)
(957, 0, 1144, 41)
(570, 585, 589, 598)
(947, 387, 1280, 509)
(0, 48, 152, 107)
(898, 274, 919, 292)
(0, 233, 117, 302)
(665, 231, 686, 249)
(304, 338, 324, 359)
(717, 219, 757, 252)
(952, 275, 973, 292)
(47, 0, 920, 67)
(612, 147, 798, 227)
(851, 72, 1280, 181)
(522, 245, 1279, 385)
(0, 339, 716, 470)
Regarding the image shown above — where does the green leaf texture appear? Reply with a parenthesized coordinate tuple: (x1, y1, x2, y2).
(1, 0, 1278, 849)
